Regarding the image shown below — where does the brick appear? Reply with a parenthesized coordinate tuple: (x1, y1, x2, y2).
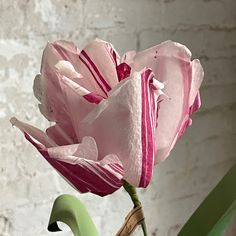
(1, 0, 236, 235)
(139, 28, 236, 58)
(200, 84, 236, 111)
(84, 0, 162, 30)
(201, 57, 236, 86)
(106, 29, 138, 54)
(190, 134, 236, 169)
(159, 0, 236, 29)
(185, 109, 234, 143)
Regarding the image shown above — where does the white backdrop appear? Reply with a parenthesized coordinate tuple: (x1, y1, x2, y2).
(0, 0, 236, 235)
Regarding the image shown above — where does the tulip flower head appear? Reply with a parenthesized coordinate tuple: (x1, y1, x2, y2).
(11, 39, 203, 196)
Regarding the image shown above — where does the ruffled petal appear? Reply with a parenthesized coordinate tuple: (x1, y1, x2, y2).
(77, 39, 120, 97)
(10, 117, 56, 148)
(46, 40, 81, 67)
(46, 136, 124, 196)
(40, 149, 124, 196)
(189, 92, 201, 115)
(11, 118, 123, 196)
(189, 59, 204, 113)
(47, 136, 98, 162)
(37, 39, 122, 145)
(36, 40, 102, 144)
(123, 41, 203, 163)
(79, 69, 163, 187)
(37, 42, 81, 143)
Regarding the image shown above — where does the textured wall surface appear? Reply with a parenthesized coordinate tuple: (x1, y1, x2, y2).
(0, 0, 236, 235)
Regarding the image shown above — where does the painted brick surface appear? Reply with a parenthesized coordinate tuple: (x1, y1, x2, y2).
(0, 0, 235, 235)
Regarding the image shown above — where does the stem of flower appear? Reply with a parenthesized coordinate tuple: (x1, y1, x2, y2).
(123, 181, 147, 236)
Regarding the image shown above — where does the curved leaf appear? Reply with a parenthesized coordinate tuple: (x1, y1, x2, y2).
(48, 194, 99, 236)
(178, 164, 236, 236)
(208, 200, 236, 236)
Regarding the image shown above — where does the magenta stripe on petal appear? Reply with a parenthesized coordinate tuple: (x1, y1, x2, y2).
(150, 82, 157, 157)
(106, 44, 119, 67)
(189, 92, 201, 114)
(144, 71, 155, 187)
(112, 50, 118, 67)
(83, 92, 103, 104)
(79, 54, 108, 95)
(139, 69, 155, 187)
(140, 72, 147, 187)
(81, 50, 111, 92)
(78, 161, 122, 189)
(24, 132, 123, 196)
(91, 163, 123, 187)
(109, 164, 124, 175)
(116, 63, 131, 81)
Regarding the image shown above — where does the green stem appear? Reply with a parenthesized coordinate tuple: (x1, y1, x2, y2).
(123, 181, 147, 236)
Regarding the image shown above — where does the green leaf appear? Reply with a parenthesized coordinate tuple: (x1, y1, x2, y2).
(48, 194, 99, 236)
(178, 164, 236, 236)
(208, 200, 236, 236)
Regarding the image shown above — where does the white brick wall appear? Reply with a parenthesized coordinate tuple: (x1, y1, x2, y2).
(0, 0, 235, 235)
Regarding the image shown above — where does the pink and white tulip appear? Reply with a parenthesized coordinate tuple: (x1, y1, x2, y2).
(10, 39, 203, 196)
(122, 41, 204, 163)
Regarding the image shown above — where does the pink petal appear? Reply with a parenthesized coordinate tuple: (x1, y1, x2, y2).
(46, 124, 75, 146)
(11, 118, 123, 196)
(55, 60, 83, 79)
(47, 136, 98, 162)
(46, 40, 81, 67)
(189, 59, 204, 113)
(121, 50, 136, 64)
(123, 41, 203, 163)
(26, 132, 123, 196)
(189, 92, 201, 114)
(34, 73, 90, 145)
(44, 152, 123, 196)
(37, 42, 80, 143)
(77, 39, 120, 97)
(41, 40, 112, 97)
(37, 40, 102, 144)
(79, 68, 162, 187)
(60, 76, 103, 104)
(116, 63, 131, 81)
(124, 40, 192, 76)
(10, 117, 56, 148)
